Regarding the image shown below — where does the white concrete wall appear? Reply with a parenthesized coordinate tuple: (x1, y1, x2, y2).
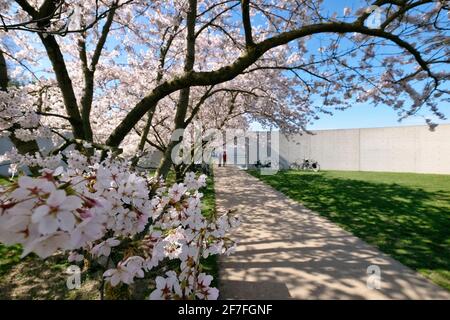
(0, 137, 58, 176)
(0, 136, 164, 177)
(2, 124, 449, 176)
(281, 124, 450, 174)
(0, 137, 15, 176)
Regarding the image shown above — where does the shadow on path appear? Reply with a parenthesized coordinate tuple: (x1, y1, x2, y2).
(214, 166, 450, 300)
(250, 171, 450, 283)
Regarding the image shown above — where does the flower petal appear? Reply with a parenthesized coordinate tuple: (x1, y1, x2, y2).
(57, 211, 76, 231)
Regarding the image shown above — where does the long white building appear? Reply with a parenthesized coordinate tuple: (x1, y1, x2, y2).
(2, 124, 450, 176)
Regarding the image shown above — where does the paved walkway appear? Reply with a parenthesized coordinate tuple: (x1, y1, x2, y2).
(214, 166, 450, 299)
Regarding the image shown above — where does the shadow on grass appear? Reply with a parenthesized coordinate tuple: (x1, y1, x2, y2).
(0, 246, 100, 299)
(250, 170, 450, 290)
(200, 168, 219, 287)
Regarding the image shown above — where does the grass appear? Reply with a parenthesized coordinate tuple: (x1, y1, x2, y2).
(201, 169, 217, 219)
(0, 169, 219, 299)
(199, 168, 219, 286)
(0, 244, 22, 278)
(0, 246, 99, 299)
(0, 174, 100, 299)
(249, 170, 450, 291)
(149, 168, 219, 286)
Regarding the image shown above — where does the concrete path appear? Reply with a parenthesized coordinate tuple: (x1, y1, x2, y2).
(214, 166, 450, 300)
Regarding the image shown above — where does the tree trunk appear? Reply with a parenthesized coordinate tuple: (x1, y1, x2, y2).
(39, 34, 85, 140)
(80, 68, 94, 143)
(79, 6, 117, 144)
(0, 50, 8, 92)
(155, 0, 197, 179)
(132, 19, 181, 171)
(130, 109, 155, 168)
(154, 86, 192, 178)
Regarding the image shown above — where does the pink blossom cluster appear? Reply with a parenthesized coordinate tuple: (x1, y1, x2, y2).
(0, 155, 240, 300)
(0, 148, 63, 177)
(0, 89, 42, 139)
(0, 83, 69, 150)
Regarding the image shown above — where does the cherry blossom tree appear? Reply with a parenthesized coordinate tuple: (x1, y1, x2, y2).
(0, 154, 240, 299)
(0, 0, 449, 299)
(3, 0, 447, 178)
(101, 0, 449, 156)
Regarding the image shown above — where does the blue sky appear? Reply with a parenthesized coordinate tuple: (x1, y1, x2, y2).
(251, 0, 450, 131)
(250, 103, 450, 131)
(310, 0, 449, 130)
(306, 103, 450, 130)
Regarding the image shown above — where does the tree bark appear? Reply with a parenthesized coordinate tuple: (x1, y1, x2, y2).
(131, 20, 183, 170)
(106, 21, 435, 148)
(0, 50, 8, 91)
(130, 109, 155, 168)
(241, 0, 254, 48)
(38, 34, 85, 140)
(154, 0, 197, 178)
(15, 0, 85, 140)
(80, 4, 117, 143)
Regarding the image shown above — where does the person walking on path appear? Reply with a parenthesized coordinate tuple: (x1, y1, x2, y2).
(222, 150, 227, 167)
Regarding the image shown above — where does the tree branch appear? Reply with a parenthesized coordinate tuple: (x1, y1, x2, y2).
(36, 111, 71, 121)
(106, 15, 439, 148)
(91, 2, 117, 70)
(241, 0, 254, 48)
(15, 0, 84, 139)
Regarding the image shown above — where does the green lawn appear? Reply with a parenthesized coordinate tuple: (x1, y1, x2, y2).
(148, 168, 219, 284)
(0, 176, 99, 299)
(249, 170, 450, 291)
(199, 169, 219, 286)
